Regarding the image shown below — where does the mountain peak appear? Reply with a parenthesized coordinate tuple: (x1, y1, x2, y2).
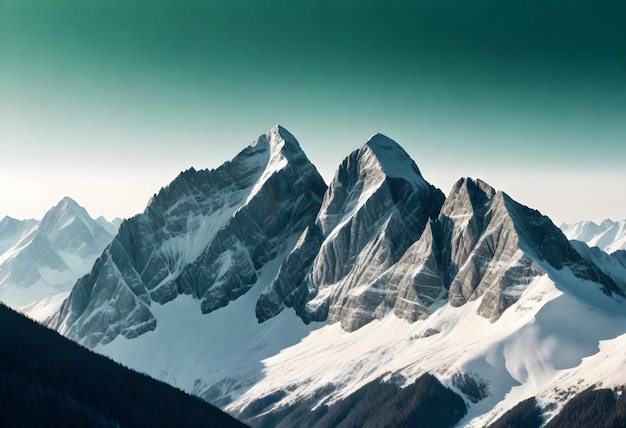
(451, 177, 496, 198)
(365, 132, 398, 149)
(271, 124, 300, 146)
(251, 125, 302, 152)
(0, 215, 19, 225)
(55, 196, 82, 213)
(45, 197, 88, 221)
(241, 126, 306, 178)
(360, 133, 426, 187)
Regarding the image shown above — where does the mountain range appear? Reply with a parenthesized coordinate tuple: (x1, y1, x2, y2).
(0, 197, 121, 321)
(561, 219, 626, 254)
(6, 125, 626, 427)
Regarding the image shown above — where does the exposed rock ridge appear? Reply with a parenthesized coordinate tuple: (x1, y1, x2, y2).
(50, 127, 624, 347)
(381, 177, 623, 324)
(51, 126, 327, 347)
(256, 134, 446, 330)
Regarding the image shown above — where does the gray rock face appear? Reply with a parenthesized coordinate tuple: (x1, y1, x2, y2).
(50, 127, 624, 348)
(256, 134, 446, 331)
(443, 182, 544, 318)
(51, 126, 327, 347)
(381, 178, 623, 323)
(0, 198, 115, 308)
(365, 178, 542, 323)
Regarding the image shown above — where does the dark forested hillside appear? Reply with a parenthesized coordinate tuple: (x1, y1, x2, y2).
(0, 303, 247, 428)
(487, 397, 543, 428)
(546, 388, 626, 428)
(245, 373, 466, 428)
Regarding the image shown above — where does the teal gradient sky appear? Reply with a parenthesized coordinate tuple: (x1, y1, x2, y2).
(1, 0, 624, 223)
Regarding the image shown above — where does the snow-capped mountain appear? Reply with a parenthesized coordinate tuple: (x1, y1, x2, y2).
(0, 197, 118, 321)
(561, 219, 626, 254)
(257, 133, 446, 330)
(48, 126, 626, 427)
(96, 215, 123, 236)
(51, 125, 327, 347)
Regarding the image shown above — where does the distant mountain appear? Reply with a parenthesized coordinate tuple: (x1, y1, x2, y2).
(0, 197, 119, 321)
(561, 219, 626, 254)
(0, 302, 246, 427)
(96, 215, 123, 236)
(47, 126, 626, 427)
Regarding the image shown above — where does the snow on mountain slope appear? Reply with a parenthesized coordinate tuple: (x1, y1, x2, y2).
(235, 269, 626, 428)
(46, 127, 626, 427)
(353, 177, 620, 328)
(570, 240, 626, 294)
(224, 179, 626, 427)
(96, 215, 122, 236)
(94, 239, 323, 406)
(256, 133, 446, 330)
(51, 125, 327, 348)
(93, 250, 626, 427)
(561, 219, 626, 254)
(0, 216, 38, 257)
(0, 198, 117, 321)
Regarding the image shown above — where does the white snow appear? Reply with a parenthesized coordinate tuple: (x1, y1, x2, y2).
(243, 128, 289, 206)
(0, 199, 117, 313)
(20, 291, 71, 323)
(88, 248, 626, 428)
(561, 219, 626, 254)
(96, 239, 322, 400)
(365, 133, 427, 189)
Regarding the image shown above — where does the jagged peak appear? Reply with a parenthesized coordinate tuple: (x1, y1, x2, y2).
(271, 124, 301, 149)
(250, 125, 302, 153)
(239, 125, 310, 179)
(442, 177, 497, 218)
(600, 218, 619, 228)
(449, 177, 496, 199)
(0, 215, 20, 224)
(356, 133, 427, 187)
(48, 196, 88, 218)
(40, 197, 97, 233)
(57, 196, 80, 209)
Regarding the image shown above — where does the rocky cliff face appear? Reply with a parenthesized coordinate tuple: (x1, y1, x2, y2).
(256, 134, 446, 330)
(51, 126, 327, 347)
(52, 128, 623, 348)
(381, 177, 623, 323)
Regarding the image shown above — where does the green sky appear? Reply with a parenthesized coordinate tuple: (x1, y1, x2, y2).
(1, 0, 624, 223)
